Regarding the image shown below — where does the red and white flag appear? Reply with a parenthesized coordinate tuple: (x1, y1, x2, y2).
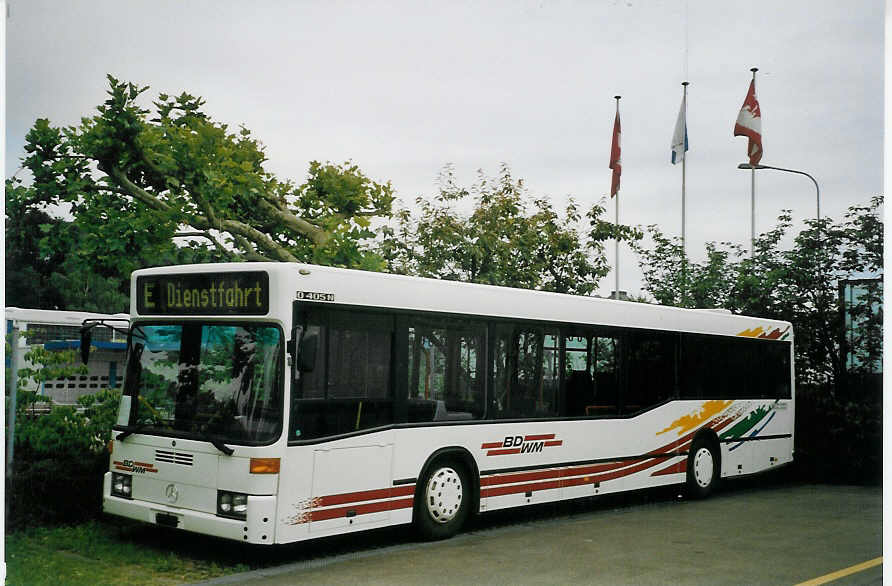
(734, 79, 762, 165)
(609, 106, 621, 197)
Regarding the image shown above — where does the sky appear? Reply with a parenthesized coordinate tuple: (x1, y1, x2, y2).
(4, 0, 885, 298)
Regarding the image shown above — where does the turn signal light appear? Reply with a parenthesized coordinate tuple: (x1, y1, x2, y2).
(249, 457, 280, 474)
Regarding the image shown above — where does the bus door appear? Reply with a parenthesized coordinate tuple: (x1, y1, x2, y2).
(309, 443, 394, 533)
(289, 304, 398, 534)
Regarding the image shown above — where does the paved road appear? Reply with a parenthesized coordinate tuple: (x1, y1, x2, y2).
(194, 483, 882, 585)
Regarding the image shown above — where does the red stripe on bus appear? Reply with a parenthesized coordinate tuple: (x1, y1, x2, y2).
(544, 440, 563, 447)
(562, 474, 601, 489)
(481, 467, 564, 487)
(482, 459, 638, 488)
(308, 497, 415, 522)
(316, 484, 415, 507)
(482, 453, 690, 489)
(482, 452, 698, 499)
(524, 434, 556, 441)
(595, 454, 673, 482)
(651, 459, 685, 476)
(481, 442, 504, 449)
(481, 478, 563, 498)
(482, 459, 646, 490)
(487, 448, 522, 456)
(651, 414, 736, 454)
(480, 414, 737, 491)
(560, 460, 644, 478)
(644, 415, 738, 476)
(481, 471, 613, 498)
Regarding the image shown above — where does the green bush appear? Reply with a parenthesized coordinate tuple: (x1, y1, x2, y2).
(8, 388, 121, 529)
(794, 381, 882, 485)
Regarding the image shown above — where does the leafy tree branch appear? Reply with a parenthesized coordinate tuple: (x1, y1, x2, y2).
(20, 75, 394, 270)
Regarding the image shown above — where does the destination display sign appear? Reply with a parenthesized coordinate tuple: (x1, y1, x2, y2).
(136, 272, 270, 315)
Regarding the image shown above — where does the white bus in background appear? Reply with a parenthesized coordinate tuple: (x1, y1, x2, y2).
(99, 263, 794, 545)
(6, 307, 129, 404)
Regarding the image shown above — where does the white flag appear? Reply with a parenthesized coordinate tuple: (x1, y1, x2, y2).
(671, 95, 688, 164)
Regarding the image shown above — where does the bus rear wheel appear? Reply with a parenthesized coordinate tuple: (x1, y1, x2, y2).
(415, 458, 470, 540)
(686, 437, 719, 499)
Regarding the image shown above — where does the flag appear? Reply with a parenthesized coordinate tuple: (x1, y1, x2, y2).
(734, 79, 762, 165)
(609, 107, 621, 197)
(671, 94, 688, 164)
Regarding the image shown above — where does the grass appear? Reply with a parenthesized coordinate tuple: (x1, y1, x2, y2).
(6, 519, 252, 586)
(4, 513, 418, 585)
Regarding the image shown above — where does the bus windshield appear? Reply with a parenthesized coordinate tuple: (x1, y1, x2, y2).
(122, 323, 283, 444)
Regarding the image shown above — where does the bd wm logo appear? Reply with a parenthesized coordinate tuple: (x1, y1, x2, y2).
(480, 433, 563, 456)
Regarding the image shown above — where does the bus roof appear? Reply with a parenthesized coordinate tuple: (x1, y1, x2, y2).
(131, 263, 793, 340)
(5, 307, 129, 326)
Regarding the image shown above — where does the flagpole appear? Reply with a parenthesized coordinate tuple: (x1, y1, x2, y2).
(681, 81, 688, 305)
(749, 67, 758, 257)
(614, 95, 621, 300)
(615, 187, 620, 298)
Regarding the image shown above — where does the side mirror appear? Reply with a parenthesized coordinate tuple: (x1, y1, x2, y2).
(297, 331, 318, 373)
(80, 326, 93, 365)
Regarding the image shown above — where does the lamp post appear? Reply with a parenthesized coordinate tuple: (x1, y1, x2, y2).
(737, 163, 821, 222)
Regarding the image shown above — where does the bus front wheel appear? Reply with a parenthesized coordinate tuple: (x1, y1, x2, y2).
(686, 437, 719, 499)
(415, 458, 470, 540)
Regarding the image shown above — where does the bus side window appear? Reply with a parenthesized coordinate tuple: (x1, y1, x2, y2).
(563, 335, 591, 417)
(407, 319, 485, 422)
(290, 311, 394, 440)
(492, 327, 559, 419)
(679, 334, 707, 399)
(767, 342, 792, 399)
(592, 336, 619, 416)
(626, 333, 676, 414)
(563, 333, 619, 417)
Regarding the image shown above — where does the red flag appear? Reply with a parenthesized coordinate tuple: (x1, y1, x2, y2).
(609, 107, 621, 197)
(734, 79, 762, 165)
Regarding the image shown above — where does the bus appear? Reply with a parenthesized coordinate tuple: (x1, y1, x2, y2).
(6, 307, 128, 404)
(98, 263, 793, 545)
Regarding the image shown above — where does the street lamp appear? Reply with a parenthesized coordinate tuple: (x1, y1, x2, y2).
(737, 163, 821, 221)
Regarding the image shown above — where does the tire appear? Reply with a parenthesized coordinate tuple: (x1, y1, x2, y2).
(414, 458, 471, 540)
(686, 437, 719, 499)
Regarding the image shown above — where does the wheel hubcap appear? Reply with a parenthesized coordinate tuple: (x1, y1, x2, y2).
(425, 467, 463, 523)
(693, 447, 714, 488)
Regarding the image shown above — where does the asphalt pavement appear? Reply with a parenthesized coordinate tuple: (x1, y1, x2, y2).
(192, 482, 882, 585)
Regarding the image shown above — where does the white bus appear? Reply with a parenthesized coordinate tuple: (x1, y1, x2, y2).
(99, 263, 794, 544)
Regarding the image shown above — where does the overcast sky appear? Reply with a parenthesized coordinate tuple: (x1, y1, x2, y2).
(5, 0, 884, 298)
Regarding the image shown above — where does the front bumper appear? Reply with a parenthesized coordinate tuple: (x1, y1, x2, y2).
(102, 472, 277, 544)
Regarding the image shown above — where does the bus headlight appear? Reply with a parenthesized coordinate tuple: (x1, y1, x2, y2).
(217, 490, 248, 520)
(111, 473, 132, 499)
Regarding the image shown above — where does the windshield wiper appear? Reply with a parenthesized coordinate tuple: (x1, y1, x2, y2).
(117, 424, 234, 455)
(115, 423, 149, 441)
(195, 429, 234, 456)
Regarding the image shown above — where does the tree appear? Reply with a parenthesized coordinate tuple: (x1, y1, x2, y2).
(380, 164, 641, 296)
(635, 197, 883, 484)
(6, 179, 227, 312)
(634, 196, 884, 389)
(20, 75, 394, 273)
(5, 181, 68, 309)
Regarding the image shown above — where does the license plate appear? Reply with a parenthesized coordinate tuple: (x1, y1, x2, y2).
(156, 512, 179, 528)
